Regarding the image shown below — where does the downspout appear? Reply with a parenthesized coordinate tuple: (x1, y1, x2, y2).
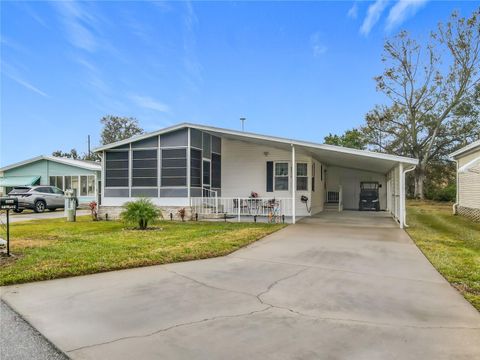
(402, 165, 416, 228)
(453, 159, 459, 215)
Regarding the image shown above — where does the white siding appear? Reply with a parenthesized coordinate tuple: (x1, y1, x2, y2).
(221, 138, 318, 216)
(458, 165, 480, 209)
(327, 166, 387, 210)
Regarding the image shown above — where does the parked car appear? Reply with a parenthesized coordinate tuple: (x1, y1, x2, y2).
(8, 186, 77, 213)
(359, 181, 380, 211)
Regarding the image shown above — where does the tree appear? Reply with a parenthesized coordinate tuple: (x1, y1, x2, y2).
(324, 128, 367, 149)
(363, 9, 480, 198)
(52, 149, 80, 159)
(100, 115, 144, 145)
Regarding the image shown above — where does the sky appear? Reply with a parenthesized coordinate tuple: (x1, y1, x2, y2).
(1, 0, 478, 166)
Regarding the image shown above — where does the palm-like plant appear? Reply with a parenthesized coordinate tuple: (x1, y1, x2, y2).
(120, 198, 161, 230)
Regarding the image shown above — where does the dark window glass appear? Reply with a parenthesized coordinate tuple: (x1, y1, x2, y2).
(106, 151, 128, 160)
(297, 163, 308, 191)
(49, 176, 56, 186)
(190, 149, 202, 188)
(162, 177, 187, 187)
(162, 148, 186, 158)
(132, 168, 157, 177)
(161, 148, 187, 187)
(202, 133, 211, 159)
(132, 178, 158, 187)
(203, 160, 210, 185)
(106, 178, 129, 187)
(106, 151, 129, 188)
(133, 159, 157, 168)
(133, 149, 157, 159)
(211, 153, 221, 188)
(162, 158, 186, 168)
(190, 128, 203, 149)
(211, 136, 221, 154)
(160, 129, 188, 147)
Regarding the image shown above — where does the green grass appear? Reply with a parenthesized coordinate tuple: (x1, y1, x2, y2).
(0, 217, 286, 286)
(406, 201, 480, 311)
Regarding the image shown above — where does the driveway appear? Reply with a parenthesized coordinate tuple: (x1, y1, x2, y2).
(1, 211, 479, 359)
(0, 210, 90, 223)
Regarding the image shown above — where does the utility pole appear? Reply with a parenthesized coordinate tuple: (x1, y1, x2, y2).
(240, 117, 246, 132)
(87, 135, 91, 157)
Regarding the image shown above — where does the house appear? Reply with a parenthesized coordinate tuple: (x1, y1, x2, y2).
(0, 156, 101, 204)
(94, 123, 418, 227)
(450, 140, 480, 221)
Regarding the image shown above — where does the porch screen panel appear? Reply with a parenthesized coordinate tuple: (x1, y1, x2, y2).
(105, 151, 129, 187)
(132, 149, 158, 187)
(190, 148, 202, 188)
(161, 148, 187, 186)
(211, 153, 221, 188)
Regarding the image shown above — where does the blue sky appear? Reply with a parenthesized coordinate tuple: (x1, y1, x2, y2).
(1, 0, 478, 166)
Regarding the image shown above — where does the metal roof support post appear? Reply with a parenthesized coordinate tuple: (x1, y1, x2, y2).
(399, 162, 404, 229)
(291, 144, 296, 224)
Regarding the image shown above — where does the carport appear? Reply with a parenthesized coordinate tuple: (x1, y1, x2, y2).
(282, 141, 418, 228)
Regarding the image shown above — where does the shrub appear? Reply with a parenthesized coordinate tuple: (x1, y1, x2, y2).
(425, 183, 456, 202)
(121, 198, 161, 230)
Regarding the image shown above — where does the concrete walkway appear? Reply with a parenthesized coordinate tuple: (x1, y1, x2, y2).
(0, 210, 90, 224)
(1, 211, 479, 359)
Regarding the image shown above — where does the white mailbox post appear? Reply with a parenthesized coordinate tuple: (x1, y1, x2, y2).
(64, 189, 76, 222)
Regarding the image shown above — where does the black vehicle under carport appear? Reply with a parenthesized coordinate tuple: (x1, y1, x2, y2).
(359, 182, 381, 211)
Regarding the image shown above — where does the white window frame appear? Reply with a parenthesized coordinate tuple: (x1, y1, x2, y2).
(274, 161, 289, 191)
(296, 162, 308, 191)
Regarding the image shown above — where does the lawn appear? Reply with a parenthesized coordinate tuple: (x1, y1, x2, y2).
(406, 201, 480, 311)
(0, 217, 285, 286)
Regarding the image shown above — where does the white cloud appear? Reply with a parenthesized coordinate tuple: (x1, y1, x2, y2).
(130, 95, 170, 113)
(386, 0, 429, 31)
(52, 1, 100, 52)
(360, 0, 389, 35)
(6, 74, 48, 97)
(347, 2, 359, 19)
(310, 32, 327, 57)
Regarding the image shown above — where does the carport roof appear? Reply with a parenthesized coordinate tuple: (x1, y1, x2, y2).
(0, 156, 101, 172)
(94, 123, 418, 174)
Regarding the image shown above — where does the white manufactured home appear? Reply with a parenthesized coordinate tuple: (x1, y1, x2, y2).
(94, 123, 418, 227)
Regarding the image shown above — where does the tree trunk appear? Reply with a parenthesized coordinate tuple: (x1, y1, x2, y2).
(414, 165, 426, 199)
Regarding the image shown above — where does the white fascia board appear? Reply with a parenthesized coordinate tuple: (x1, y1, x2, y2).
(450, 140, 480, 159)
(94, 122, 419, 165)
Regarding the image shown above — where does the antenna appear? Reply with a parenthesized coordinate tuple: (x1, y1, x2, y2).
(240, 117, 246, 132)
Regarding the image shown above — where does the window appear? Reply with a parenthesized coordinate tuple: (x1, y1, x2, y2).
(36, 187, 52, 193)
(52, 187, 64, 195)
(105, 151, 129, 187)
(88, 176, 95, 195)
(274, 162, 289, 191)
(56, 176, 63, 190)
(132, 149, 158, 187)
(80, 176, 88, 196)
(312, 163, 315, 192)
(211, 153, 221, 188)
(49, 176, 56, 186)
(71, 176, 79, 196)
(65, 176, 71, 191)
(203, 160, 211, 186)
(161, 148, 187, 187)
(190, 149, 202, 187)
(297, 163, 308, 191)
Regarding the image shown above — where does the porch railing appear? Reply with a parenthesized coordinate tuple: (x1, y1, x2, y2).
(327, 191, 339, 203)
(191, 197, 292, 222)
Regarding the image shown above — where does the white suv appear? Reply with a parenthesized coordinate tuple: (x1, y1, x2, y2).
(8, 186, 77, 213)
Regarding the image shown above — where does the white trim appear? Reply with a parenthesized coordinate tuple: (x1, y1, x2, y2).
(399, 163, 404, 229)
(0, 155, 101, 172)
(93, 123, 418, 166)
(291, 145, 296, 224)
(450, 140, 480, 159)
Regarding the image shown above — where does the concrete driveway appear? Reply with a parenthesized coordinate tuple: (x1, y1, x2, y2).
(0, 210, 90, 223)
(1, 211, 479, 359)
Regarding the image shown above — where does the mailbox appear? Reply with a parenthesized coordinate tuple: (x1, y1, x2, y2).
(0, 197, 18, 210)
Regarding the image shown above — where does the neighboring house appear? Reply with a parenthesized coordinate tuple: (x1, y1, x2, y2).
(0, 156, 101, 204)
(94, 123, 418, 227)
(450, 140, 480, 221)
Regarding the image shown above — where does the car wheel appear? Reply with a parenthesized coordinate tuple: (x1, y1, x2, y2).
(34, 200, 46, 213)
(49, 208, 57, 212)
(13, 209, 24, 213)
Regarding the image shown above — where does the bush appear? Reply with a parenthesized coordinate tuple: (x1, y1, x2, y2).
(121, 198, 161, 230)
(425, 183, 456, 202)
